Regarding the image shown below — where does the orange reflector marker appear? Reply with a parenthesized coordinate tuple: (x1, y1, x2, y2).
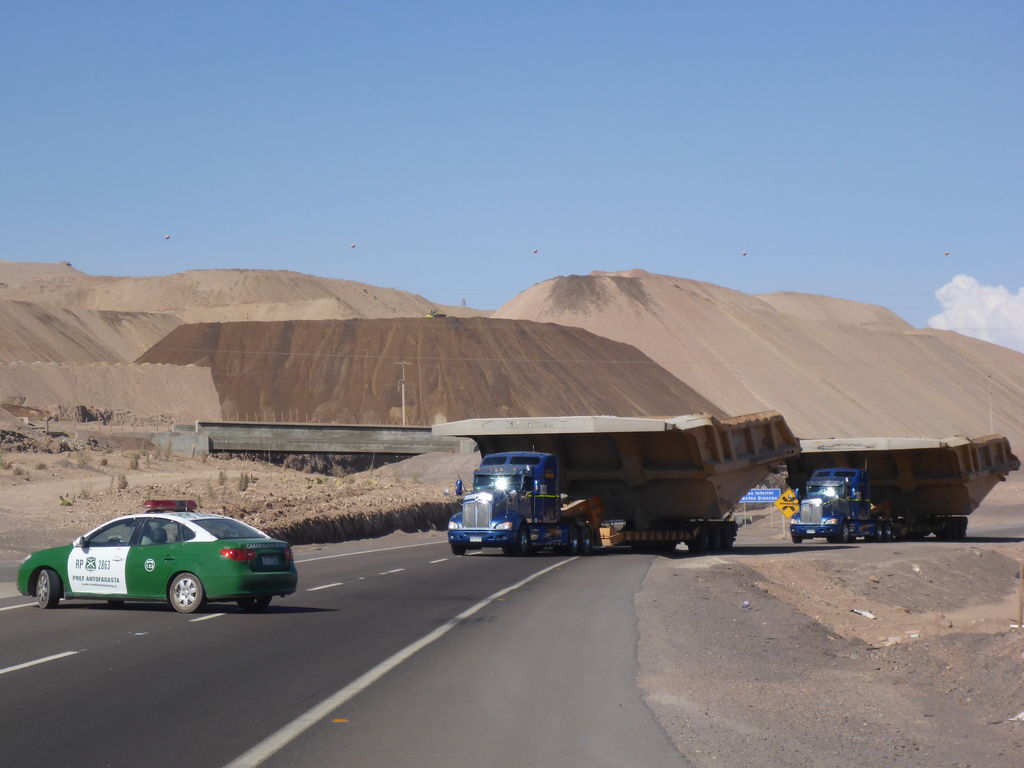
(332, 719, 349, 723)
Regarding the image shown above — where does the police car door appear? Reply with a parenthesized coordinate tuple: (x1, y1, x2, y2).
(66, 517, 137, 596)
(126, 517, 181, 598)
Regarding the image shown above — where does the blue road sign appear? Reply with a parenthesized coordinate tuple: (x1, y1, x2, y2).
(738, 488, 782, 503)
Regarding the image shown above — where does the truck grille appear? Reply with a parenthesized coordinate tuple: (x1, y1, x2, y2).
(463, 498, 492, 528)
(800, 501, 822, 524)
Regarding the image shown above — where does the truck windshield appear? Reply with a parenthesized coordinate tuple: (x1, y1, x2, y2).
(805, 483, 841, 499)
(473, 474, 523, 492)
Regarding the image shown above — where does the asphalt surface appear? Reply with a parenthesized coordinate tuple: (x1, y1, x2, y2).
(0, 535, 682, 768)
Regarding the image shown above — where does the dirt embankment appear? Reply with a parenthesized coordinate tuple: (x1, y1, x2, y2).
(138, 316, 723, 424)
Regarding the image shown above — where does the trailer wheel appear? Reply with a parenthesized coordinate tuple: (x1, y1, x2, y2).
(579, 526, 594, 555)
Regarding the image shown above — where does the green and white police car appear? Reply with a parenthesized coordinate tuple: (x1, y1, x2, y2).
(17, 500, 298, 613)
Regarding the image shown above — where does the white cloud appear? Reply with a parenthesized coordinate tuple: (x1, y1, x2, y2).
(928, 275, 1024, 353)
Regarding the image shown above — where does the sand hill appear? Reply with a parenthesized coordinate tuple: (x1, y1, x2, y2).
(0, 263, 486, 323)
(138, 317, 721, 424)
(494, 270, 1024, 448)
(0, 299, 181, 363)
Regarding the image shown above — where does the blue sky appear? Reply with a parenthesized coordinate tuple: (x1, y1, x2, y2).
(2, 2, 1021, 348)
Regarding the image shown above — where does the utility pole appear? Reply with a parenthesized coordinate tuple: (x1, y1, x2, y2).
(397, 361, 410, 426)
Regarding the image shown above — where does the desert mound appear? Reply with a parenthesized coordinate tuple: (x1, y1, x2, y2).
(495, 270, 1024, 447)
(0, 299, 181, 363)
(0, 263, 486, 323)
(138, 317, 722, 424)
(0, 362, 221, 424)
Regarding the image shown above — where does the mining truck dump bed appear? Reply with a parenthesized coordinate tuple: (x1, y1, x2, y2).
(433, 412, 799, 528)
(786, 435, 1020, 520)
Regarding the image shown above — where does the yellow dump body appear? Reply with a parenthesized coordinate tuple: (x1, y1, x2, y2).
(433, 412, 800, 528)
(786, 435, 1020, 519)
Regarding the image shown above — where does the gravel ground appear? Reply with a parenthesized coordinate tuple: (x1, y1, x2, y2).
(636, 497, 1024, 767)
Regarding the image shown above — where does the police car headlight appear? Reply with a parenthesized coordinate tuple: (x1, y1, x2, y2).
(448, 520, 462, 530)
(493, 521, 514, 530)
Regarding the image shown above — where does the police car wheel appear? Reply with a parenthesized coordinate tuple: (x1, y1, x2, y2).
(169, 572, 207, 614)
(237, 595, 272, 612)
(36, 568, 62, 609)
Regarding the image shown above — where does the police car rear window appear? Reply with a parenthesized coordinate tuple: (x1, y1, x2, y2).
(193, 518, 266, 540)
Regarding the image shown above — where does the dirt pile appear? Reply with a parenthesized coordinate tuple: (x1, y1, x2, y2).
(495, 269, 1024, 447)
(0, 362, 221, 423)
(138, 317, 722, 424)
(0, 299, 181, 363)
(0, 263, 485, 323)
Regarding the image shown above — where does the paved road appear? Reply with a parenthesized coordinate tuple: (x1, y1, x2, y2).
(0, 536, 683, 768)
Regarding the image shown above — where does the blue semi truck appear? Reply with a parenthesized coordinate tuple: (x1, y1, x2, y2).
(447, 452, 603, 556)
(788, 468, 895, 543)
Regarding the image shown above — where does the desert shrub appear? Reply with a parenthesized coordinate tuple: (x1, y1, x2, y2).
(116, 474, 128, 490)
(12, 465, 25, 477)
(79, 487, 91, 499)
(128, 453, 140, 471)
(99, 457, 108, 466)
(238, 472, 251, 492)
(218, 470, 227, 486)
(34, 461, 47, 470)
(59, 495, 73, 506)
(75, 451, 89, 467)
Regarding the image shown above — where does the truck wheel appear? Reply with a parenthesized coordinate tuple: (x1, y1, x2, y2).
(687, 529, 708, 554)
(566, 526, 580, 555)
(708, 526, 722, 551)
(840, 524, 853, 544)
(512, 526, 532, 556)
(579, 526, 594, 555)
(451, 544, 467, 556)
(791, 534, 804, 544)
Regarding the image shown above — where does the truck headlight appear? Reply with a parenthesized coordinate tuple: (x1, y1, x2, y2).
(493, 521, 514, 530)
(448, 520, 462, 530)
(823, 517, 838, 525)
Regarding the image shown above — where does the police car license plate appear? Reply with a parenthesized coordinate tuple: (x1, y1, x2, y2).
(469, 536, 482, 543)
(262, 554, 282, 566)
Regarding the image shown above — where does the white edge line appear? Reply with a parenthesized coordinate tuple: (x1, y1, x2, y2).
(222, 557, 578, 768)
(190, 612, 226, 623)
(0, 602, 36, 612)
(296, 540, 444, 564)
(307, 583, 344, 592)
(0, 650, 79, 676)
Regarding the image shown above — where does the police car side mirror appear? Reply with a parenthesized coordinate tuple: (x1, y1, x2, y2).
(73, 536, 84, 548)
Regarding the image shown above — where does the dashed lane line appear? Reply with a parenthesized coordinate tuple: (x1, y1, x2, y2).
(296, 540, 444, 564)
(222, 557, 578, 768)
(190, 613, 226, 623)
(0, 602, 35, 612)
(0, 651, 79, 676)
(428, 558, 448, 564)
(378, 569, 405, 576)
(307, 583, 344, 592)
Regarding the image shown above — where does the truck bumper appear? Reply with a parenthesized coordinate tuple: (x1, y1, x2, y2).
(448, 530, 515, 549)
(790, 524, 839, 538)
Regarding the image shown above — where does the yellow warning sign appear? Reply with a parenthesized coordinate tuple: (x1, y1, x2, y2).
(774, 489, 799, 518)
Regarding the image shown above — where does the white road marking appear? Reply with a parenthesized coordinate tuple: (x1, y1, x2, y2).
(222, 557, 578, 768)
(190, 612, 225, 623)
(0, 602, 35, 612)
(378, 569, 405, 575)
(307, 582, 344, 591)
(0, 650, 79, 676)
(296, 540, 444, 564)
(428, 558, 448, 564)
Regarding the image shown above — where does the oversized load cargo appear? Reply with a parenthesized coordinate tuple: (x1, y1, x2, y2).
(785, 435, 1020, 540)
(433, 411, 799, 552)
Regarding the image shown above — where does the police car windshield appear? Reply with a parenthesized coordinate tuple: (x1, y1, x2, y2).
(193, 518, 266, 540)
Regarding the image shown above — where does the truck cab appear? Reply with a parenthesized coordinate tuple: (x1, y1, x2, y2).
(448, 452, 560, 555)
(789, 468, 880, 543)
